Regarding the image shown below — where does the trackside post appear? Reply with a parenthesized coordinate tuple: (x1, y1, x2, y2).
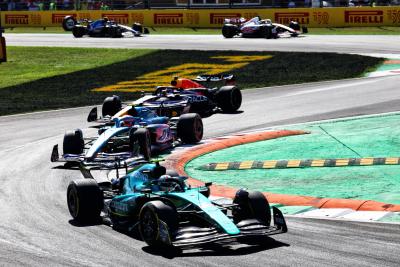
(0, 12, 6, 63)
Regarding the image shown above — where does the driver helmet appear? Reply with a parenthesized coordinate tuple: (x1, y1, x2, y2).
(159, 174, 171, 182)
(120, 115, 135, 127)
(265, 19, 272, 25)
(103, 17, 109, 22)
(158, 174, 172, 191)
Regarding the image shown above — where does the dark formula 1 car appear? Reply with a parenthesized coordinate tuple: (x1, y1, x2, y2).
(222, 16, 308, 39)
(89, 74, 242, 119)
(62, 16, 148, 38)
(67, 161, 287, 248)
(51, 106, 203, 164)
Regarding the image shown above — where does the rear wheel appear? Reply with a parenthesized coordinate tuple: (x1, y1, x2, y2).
(102, 95, 121, 117)
(62, 15, 76, 31)
(63, 129, 84, 155)
(130, 128, 151, 160)
(216, 86, 242, 113)
(139, 200, 178, 247)
(289, 21, 300, 31)
(67, 179, 103, 223)
(222, 25, 237, 38)
(232, 189, 271, 225)
(177, 113, 203, 144)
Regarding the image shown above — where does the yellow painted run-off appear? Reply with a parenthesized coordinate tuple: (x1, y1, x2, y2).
(200, 157, 400, 171)
(2, 7, 400, 28)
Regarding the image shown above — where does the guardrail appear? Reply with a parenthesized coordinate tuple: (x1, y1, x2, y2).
(1, 7, 400, 28)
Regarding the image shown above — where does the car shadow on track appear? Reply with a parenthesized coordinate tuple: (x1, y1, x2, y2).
(142, 236, 289, 259)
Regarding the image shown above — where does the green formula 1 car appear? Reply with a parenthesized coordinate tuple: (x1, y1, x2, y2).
(67, 161, 287, 248)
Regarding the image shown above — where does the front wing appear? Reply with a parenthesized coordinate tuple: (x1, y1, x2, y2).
(173, 207, 287, 247)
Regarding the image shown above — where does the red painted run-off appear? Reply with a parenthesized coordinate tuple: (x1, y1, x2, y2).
(164, 130, 400, 212)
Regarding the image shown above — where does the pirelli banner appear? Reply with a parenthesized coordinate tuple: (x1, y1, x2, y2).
(2, 7, 400, 28)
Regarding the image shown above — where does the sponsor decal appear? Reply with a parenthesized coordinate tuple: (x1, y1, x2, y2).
(210, 13, 241, 25)
(154, 13, 183, 25)
(131, 13, 144, 24)
(387, 10, 400, 24)
(5, 14, 28, 25)
(345, 10, 383, 24)
(274, 12, 310, 25)
(102, 13, 129, 24)
(93, 55, 272, 93)
(52, 13, 76, 24)
(312, 12, 329, 25)
(185, 13, 200, 25)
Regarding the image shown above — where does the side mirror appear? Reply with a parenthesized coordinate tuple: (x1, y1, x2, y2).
(87, 107, 98, 122)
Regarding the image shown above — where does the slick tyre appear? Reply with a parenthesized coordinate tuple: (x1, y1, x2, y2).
(63, 129, 84, 155)
(102, 95, 122, 117)
(289, 21, 300, 31)
(261, 25, 273, 39)
(232, 189, 271, 225)
(216, 86, 242, 113)
(222, 25, 237, 38)
(177, 113, 203, 144)
(139, 201, 178, 247)
(67, 179, 103, 223)
(130, 128, 151, 160)
(62, 15, 77, 31)
(132, 22, 143, 33)
(72, 26, 86, 38)
(109, 27, 122, 38)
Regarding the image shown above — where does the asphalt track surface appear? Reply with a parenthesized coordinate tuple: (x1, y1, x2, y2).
(1, 34, 400, 266)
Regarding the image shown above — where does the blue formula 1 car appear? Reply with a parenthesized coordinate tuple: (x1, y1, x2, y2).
(89, 75, 241, 120)
(62, 16, 147, 38)
(67, 161, 287, 248)
(51, 106, 203, 164)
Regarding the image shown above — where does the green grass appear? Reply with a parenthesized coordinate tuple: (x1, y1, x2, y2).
(0, 46, 382, 116)
(5, 26, 400, 35)
(186, 113, 400, 204)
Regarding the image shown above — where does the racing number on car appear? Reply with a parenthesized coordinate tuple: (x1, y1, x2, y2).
(188, 95, 208, 103)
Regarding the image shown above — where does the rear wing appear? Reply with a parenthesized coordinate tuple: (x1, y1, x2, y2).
(224, 17, 246, 25)
(193, 74, 236, 87)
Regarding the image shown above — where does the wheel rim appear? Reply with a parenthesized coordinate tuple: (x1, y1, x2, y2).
(141, 209, 158, 242)
(193, 118, 203, 141)
(67, 189, 78, 218)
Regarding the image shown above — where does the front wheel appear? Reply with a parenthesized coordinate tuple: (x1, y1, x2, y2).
(232, 189, 271, 225)
(177, 113, 203, 144)
(67, 179, 103, 223)
(139, 201, 178, 247)
(130, 128, 151, 160)
(63, 129, 84, 155)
